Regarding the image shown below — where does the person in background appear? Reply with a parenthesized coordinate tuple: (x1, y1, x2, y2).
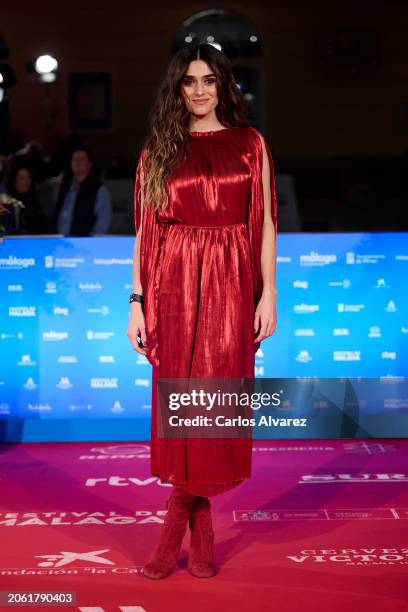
(1, 164, 50, 234)
(53, 145, 112, 236)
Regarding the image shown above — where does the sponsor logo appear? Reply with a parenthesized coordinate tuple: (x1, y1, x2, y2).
(381, 351, 397, 360)
(294, 328, 315, 336)
(286, 547, 408, 565)
(58, 355, 78, 363)
(368, 325, 381, 338)
(333, 328, 349, 336)
(57, 377, 73, 390)
(343, 442, 396, 454)
(93, 257, 133, 265)
(45, 256, 85, 268)
(251, 442, 396, 454)
(17, 354, 36, 366)
(294, 303, 319, 314)
(374, 278, 389, 288)
(300, 251, 337, 266)
(337, 303, 365, 312)
(23, 377, 38, 390)
(385, 300, 397, 312)
(293, 280, 308, 289)
(8, 284, 23, 291)
(253, 444, 336, 452)
(346, 252, 386, 264)
(295, 350, 312, 363)
(0, 255, 35, 269)
(87, 306, 110, 315)
(9, 306, 36, 317)
(111, 401, 124, 414)
(70, 404, 92, 412)
(87, 331, 114, 340)
(333, 350, 361, 361)
(43, 330, 69, 341)
(45, 281, 57, 294)
(90, 378, 118, 388)
(53, 306, 69, 316)
(134, 378, 149, 387)
(384, 398, 408, 409)
(28, 403, 52, 412)
(234, 509, 407, 522)
(299, 473, 408, 483)
(0, 402, 10, 414)
(79, 444, 151, 460)
(85, 477, 172, 488)
(380, 374, 405, 382)
(0, 514, 165, 527)
(328, 279, 351, 288)
(79, 282, 102, 292)
(0, 332, 24, 340)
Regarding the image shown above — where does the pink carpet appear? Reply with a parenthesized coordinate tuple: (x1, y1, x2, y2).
(0, 439, 407, 611)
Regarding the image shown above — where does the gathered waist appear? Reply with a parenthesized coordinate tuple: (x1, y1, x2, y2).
(159, 221, 247, 230)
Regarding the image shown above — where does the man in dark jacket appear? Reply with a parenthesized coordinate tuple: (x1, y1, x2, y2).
(54, 146, 112, 236)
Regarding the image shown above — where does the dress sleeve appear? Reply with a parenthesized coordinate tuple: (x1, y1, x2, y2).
(248, 127, 278, 307)
(133, 147, 167, 367)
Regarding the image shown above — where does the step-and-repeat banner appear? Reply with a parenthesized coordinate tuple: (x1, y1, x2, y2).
(0, 233, 407, 441)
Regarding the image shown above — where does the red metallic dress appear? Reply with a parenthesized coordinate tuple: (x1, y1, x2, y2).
(134, 126, 277, 497)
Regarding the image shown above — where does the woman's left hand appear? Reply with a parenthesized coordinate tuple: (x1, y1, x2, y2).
(253, 289, 277, 343)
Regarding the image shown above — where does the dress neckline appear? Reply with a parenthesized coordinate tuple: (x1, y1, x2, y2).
(189, 127, 240, 136)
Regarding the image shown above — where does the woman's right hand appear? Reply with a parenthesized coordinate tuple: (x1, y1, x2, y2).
(126, 302, 148, 356)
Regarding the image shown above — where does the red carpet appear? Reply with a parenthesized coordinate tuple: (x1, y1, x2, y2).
(0, 439, 407, 611)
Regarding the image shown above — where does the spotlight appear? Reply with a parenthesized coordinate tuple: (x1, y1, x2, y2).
(26, 54, 58, 82)
(35, 54, 58, 75)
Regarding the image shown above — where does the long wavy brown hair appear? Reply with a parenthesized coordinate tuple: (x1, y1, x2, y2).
(141, 42, 250, 212)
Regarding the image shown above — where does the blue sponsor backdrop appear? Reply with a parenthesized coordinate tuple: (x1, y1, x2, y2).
(0, 233, 407, 441)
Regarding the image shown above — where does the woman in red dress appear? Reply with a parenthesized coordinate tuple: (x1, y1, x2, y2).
(127, 43, 278, 579)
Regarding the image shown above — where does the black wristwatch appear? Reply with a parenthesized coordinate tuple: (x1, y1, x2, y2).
(129, 293, 144, 304)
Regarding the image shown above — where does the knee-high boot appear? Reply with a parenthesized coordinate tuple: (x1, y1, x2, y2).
(143, 485, 195, 579)
(188, 496, 216, 578)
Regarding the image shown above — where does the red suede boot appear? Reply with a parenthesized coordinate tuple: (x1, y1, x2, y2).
(188, 496, 216, 578)
(142, 485, 195, 579)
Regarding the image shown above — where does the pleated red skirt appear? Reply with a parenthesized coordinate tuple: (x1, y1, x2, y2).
(150, 223, 255, 497)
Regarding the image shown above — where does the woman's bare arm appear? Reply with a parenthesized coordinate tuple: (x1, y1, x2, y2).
(127, 156, 148, 354)
(253, 135, 277, 343)
(259, 135, 277, 298)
